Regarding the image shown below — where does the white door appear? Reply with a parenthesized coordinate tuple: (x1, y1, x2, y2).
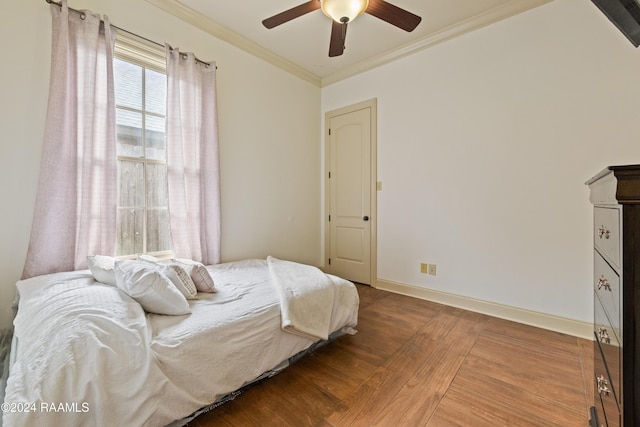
(325, 100, 376, 285)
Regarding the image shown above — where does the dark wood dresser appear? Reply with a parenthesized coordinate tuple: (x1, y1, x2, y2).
(587, 165, 640, 427)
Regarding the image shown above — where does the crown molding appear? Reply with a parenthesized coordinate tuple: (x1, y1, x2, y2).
(321, 0, 553, 86)
(145, 0, 551, 88)
(143, 0, 322, 87)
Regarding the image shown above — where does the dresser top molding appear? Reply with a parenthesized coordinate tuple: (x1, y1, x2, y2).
(587, 165, 640, 205)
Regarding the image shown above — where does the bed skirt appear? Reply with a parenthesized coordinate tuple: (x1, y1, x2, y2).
(0, 328, 14, 427)
(167, 328, 350, 427)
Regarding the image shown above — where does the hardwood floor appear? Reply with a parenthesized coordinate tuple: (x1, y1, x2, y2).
(188, 284, 594, 427)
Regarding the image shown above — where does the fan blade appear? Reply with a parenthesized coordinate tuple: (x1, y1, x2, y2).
(262, 1, 321, 29)
(365, 0, 422, 32)
(329, 21, 347, 57)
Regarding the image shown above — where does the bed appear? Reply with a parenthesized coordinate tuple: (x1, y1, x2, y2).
(2, 257, 359, 427)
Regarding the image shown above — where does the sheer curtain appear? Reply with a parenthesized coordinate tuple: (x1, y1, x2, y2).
(22, 0, 117, 279)
(165, 46, 221, 265)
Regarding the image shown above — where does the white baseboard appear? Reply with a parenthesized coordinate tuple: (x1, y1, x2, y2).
(375, 279, 593, 340)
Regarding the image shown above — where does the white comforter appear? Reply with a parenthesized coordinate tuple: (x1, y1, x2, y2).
(3, 259, 359, 427)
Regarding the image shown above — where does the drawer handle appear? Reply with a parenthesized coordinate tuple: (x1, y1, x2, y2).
(598, 327, 611, 344)
(597, 375, 610, 397)
(597, 276, 611, 291)
(598, 225, 610, 240)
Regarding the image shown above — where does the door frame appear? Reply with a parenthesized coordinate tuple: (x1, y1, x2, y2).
(324, 98, 377, 287)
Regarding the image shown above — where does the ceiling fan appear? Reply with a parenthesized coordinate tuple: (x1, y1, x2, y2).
(262, 0, 422, 57)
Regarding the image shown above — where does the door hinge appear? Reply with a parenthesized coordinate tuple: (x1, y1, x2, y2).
(328, 171, 331, 179)
(328, 128, 331, 135)
(328, 215, 331, 222)
(328, 258, 332, 265)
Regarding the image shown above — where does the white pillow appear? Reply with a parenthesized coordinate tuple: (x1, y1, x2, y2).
(172, 258, 216, 293)
(158, 264, 198, 300)
(136, 254, 198, 299)
(87, 255, 117, 286)
(114, 260, 191, 315)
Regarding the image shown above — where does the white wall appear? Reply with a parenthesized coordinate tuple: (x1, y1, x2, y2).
(0, 0, 321, 330)
(322, 0, 640, 323)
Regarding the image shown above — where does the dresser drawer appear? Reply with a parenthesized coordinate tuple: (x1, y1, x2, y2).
(594, 251, 621, 339)
(594, 333, 621, 427)
(594, 207, 621, 270)
(595, 295, 621, 407)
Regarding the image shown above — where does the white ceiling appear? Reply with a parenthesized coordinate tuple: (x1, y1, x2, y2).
(145, 0, 552, 86)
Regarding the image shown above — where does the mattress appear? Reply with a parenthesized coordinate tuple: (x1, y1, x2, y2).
(2, 258, 359, 427)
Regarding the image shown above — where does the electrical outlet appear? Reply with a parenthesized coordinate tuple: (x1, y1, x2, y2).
(428, 264, 437, 276)
(420, 263, 428, 274)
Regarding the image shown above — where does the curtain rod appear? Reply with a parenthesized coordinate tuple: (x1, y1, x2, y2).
(44, 0, 216, 69)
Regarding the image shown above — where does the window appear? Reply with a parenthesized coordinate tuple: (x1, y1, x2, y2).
(114, 40, 169, 257)
(24, 14, 220, 278)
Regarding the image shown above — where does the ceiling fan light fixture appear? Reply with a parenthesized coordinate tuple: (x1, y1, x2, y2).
(321, 0, 369, 23)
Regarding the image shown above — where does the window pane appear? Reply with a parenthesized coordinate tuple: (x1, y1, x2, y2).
(114, 51, 168, 257)
(114, 59, 142, 110)
(145, 68, 166, 115)
(146, 163, 168, 208)
(145, 115, 166, 161)
(116, 208, 144, 255)
(116, 109, 143, 157)
(146, 209, 171, 253)
(118, 160, 144, 207)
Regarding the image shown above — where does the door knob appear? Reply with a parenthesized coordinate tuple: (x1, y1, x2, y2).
(363, 216, 369, 221)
